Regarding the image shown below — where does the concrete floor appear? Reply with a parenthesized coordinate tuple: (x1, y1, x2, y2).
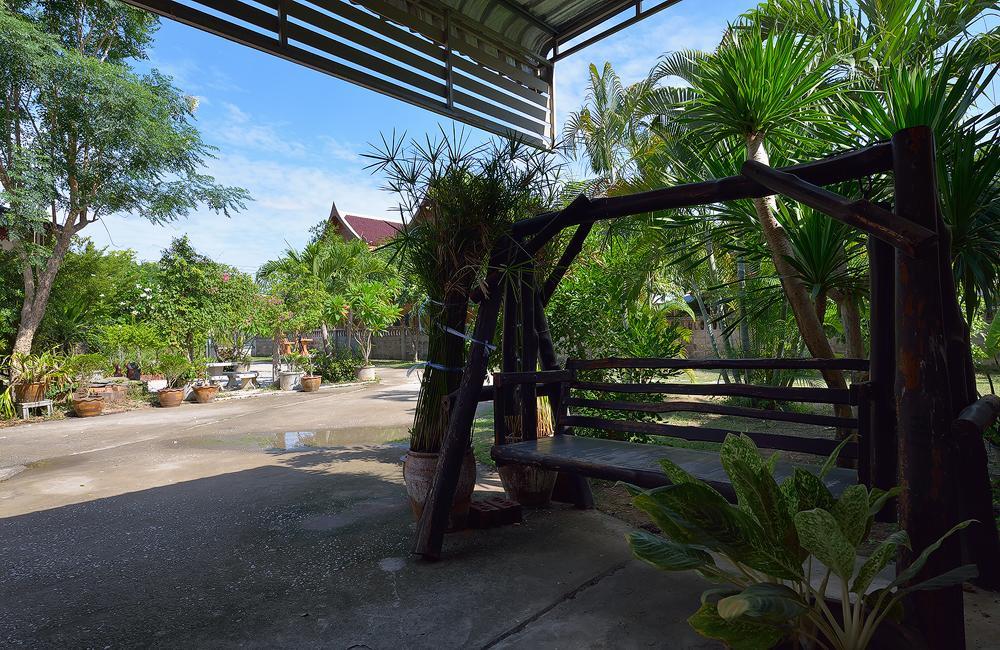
(0, 369, 716, 648)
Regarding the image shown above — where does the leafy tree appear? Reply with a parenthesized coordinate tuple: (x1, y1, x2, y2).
(331, 280, 402, 367)
(0, 4, 247, 360)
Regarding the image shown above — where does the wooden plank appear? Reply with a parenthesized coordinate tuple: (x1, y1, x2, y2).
(572, 381, 854, 405)
(497, 369, 573, 384)
(740, 160, 937, 257)
(491, 435, 858, 499)
(568, 357, 870, 371)
(565, 397, 858, 429)
(561, 415, 855, 458)
(414, 236, 512, 560)
(892, 126, 964, 646)
(511, 142, 895, 238)
(493, 373, 507, 447)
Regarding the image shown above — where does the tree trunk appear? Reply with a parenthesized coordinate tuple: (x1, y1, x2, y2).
(320, 322, 330, 354)
(12, 218, 77, 358)
(745, 135, 847, 387)
(745, 135, 852, 436)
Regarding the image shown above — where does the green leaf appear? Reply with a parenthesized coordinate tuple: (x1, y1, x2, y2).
(627, 530, 715, 572)
(688, 602, 786, 650)
(868, 486, 901, 517)
(790, 467, 835, 512)
(832, 484, 870, 547)
(717, 583, 808, 623)
(819, 434, 857, 479)
(702, 587, 740, 605)
(890, 520, 975, 588)
(720, 434, 791, 543)
(794, 508, 856, 579)
(851, 530, 910, 594)
(636, 482, 758, 555)
(899, 564, 978, 595)
(619, 482, 644, 497)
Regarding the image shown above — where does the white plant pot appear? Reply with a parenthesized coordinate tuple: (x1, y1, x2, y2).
(356, 366, 377, 382)
(278, 371, 303, 391)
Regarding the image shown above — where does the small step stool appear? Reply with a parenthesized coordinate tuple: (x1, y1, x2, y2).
(19, 399, 54, 419)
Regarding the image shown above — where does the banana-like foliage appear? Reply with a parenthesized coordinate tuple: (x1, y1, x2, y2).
(627, 433, 976, 649)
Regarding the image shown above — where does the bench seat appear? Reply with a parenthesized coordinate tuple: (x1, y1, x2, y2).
(491, 434, 857, 501)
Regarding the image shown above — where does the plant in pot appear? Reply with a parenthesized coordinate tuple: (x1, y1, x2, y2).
(330, 281, 401, 382)
(154, 353, 191, 407)
(368, 130, 557, 524)
(626, 433, 976, 649)
(65, 354, 111, 417)
(189, 357, 220, 404)
(287, 352, 321, 392)
(1, 349, 67, 404)
(277, 349, 305, 391)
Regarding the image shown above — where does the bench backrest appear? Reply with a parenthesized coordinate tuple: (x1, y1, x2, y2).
(493, 357, 872, 475)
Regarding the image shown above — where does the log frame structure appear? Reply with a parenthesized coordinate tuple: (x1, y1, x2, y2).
(414, 126, 1000, 646)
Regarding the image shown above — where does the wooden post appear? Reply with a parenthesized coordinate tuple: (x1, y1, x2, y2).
(493, 372, 507, 447)
(414, 238, 511, 560)
(892, 126, 965, 646)
(535, 293, 594, 508)
(520, 267, 538, 442)
(867, 236, 897, 495)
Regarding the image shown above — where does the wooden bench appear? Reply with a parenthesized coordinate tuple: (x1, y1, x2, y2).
(490, 357, 873, 501)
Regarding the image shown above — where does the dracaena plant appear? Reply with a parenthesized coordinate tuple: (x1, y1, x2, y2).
(626, 434, 975, 650)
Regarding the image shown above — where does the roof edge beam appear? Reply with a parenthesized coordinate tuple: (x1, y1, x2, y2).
(552, 0, 683, 62)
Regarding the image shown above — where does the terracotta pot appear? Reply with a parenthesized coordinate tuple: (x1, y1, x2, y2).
(300, 375, 321, 392)
(356, 366, 377, 382)
(191, 385, 219, 403)
(498, 464, 557, 507)
(14, 382, 47, 403)
(404, 448, 476, 528)
(72, 397, 104, 418)
(158, 387, 185, 408)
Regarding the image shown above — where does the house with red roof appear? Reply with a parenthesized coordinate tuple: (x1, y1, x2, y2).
(326, 201, 402, 248)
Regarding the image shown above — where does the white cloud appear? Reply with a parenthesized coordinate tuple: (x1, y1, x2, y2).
(209, 103, 310, 158)
(91, 152, 395, 273)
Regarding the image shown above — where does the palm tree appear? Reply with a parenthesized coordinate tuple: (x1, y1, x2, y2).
(653, 29, 853, 397)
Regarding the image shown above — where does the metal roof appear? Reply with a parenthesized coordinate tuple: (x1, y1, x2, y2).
(123, 1, 681, 147)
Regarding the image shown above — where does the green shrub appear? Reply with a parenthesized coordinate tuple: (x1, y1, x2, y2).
(152, 353, 193, 389)
(311, 347, 362, 383)
(627, 433, 975, 649)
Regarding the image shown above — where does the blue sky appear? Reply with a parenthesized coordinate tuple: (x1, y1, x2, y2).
(90, 1, 755, 272)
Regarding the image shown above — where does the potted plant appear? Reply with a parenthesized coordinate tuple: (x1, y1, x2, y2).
(331, 281, 401, 382)
(287, 352, 321, 392)
(369, 133, 554, 525)
(626, 433, 975, 649)
(277, 350, 305, 391)
(189, 357, 220, 403)
(65, 354, 111, 417)
(2, 349, 66, 403)
(155, 352, 191, 407)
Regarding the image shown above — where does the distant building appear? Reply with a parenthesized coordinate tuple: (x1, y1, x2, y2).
(326, 201, 402, 248)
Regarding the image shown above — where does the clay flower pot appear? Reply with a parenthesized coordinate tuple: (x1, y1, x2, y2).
(403, 448, 476, 529)
(192, 385, 219, 403)
(14, 382, 47, 403)
(300, 375, 321, 392)
(72, 397, 104, 418)
(158, 387, 185, 408)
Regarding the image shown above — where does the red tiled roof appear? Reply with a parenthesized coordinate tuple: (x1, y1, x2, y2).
(342, 214, 402, 246)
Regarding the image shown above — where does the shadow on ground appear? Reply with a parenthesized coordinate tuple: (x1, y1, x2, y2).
(1, 445, 715, 648)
